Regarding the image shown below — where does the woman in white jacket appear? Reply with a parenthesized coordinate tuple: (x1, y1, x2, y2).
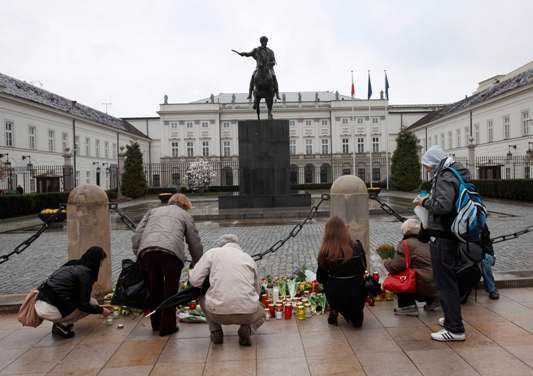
(189, 234, 264, 346)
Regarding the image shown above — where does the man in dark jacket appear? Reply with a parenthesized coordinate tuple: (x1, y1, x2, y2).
(414, 145, 467, 342)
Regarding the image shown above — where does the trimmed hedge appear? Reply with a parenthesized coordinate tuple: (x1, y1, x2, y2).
(0, 190, 118, 219)
(473, 179, 533, 201)
(418, 179, 533, 201)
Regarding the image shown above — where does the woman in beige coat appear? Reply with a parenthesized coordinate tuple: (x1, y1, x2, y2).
(384, 219, 439, 316)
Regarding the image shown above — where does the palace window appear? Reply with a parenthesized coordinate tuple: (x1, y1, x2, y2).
(48, 129, 55, 152)
(464, 126, 470, 145)
(104, 141, 109, 159)
(202, 121, 209, 128)
(321, 139, 329, 154)
(321, 119, 328, 126)
(372, 117, 378, 124)
(186, 122, 193, 129)
(474, 124, 480, 144)
(223, 122, 230, 128)
(522, 110, 530, 135)
(170, 122, 177, 129)
(95, 139, 101, 157)
(28, 126, 36, 150)
(202, 141, 209, 156)
(86, 171, 91, 184)
(171, 141, 179, 157)
(440, 133, 445, 148)
(447, 131, 452, 149)
(4, 121, 14, 147)
(187, 141, 194, 157)
(85, 137, 90, 156)
(372, 137, 379, 153)
(112, 143, 117, 159)
(290, 139, 296, 155)
(305, 120, 312, 126)
(503, 115, 510, 139)
(487, 120, 494, 143)
(357, 118, 363, 124)
(357, 137, 365, 153)
(223, 141, 231, 157)
(305, 139, 312, 155)
(342, 118, 348, 124)
(342, 138, 349, 153)
(456, 129, 461, 147)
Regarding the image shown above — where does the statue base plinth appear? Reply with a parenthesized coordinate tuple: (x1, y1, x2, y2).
(218, 193, 311, 209)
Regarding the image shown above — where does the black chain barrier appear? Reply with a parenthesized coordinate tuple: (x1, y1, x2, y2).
(369, 196, 533, 245)
(0, 212, 61, 265)
(250, 193, 330, 261)
(109, 203, 137, 232)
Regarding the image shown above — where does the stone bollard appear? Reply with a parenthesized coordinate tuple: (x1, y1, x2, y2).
(67, 184, 112, 296)
(330, 175, 370, 271)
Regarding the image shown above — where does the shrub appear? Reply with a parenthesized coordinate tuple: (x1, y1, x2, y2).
(121, 142, 147, 198)
(473, 179, 533, 201)
(418, 181, 432, 192)
(391, 130, 421, 191)
(0, 190, 118, 219)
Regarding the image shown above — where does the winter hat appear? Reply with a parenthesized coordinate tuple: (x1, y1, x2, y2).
(401, 218, 421, 236)
(422, 145, 448, 168)
(216, 234, 239, 247)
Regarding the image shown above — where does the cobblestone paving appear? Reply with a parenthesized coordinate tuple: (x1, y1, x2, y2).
(1, 200, 533, 294)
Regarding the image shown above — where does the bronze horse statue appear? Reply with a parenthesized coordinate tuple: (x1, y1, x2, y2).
(252, 64, 275, 120)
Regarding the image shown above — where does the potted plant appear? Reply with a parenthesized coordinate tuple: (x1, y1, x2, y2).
(38, 208, 66, 223)
(367, 187, 382, 198)
(158, 192, 172, 204)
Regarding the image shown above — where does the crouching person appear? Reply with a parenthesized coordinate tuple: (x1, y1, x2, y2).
(384, 219, 439, 316)
(189, 234, 265, 346)
(35, 247, 112, 338)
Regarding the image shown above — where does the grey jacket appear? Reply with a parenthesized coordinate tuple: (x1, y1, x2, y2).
(132, 205, 203, 266)
(423, 161, 470, 236)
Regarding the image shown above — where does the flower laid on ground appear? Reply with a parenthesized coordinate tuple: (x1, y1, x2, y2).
(38, 208, 67, 223)
(376, 243, 396, 259)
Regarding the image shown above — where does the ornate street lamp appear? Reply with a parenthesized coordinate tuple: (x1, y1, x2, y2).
(22, 155, 34, 177)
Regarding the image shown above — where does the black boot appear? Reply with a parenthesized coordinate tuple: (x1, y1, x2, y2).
(52, 323, 75, 339)
(328, 310, 338, 325)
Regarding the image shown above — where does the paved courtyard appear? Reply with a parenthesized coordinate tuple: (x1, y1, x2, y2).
(1, 196, 533, 293)
(2, 288, 533, 375)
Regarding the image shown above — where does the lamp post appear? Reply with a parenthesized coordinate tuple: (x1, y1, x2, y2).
(507, 144, 517, 179)
(1, 154, 13, 191)
(92, 162, 102, 186)
(526, 142, 533, 179)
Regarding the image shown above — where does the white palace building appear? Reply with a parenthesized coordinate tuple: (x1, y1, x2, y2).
(1, 60, 532, 193)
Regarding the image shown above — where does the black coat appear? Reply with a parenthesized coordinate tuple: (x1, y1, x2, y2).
(316, 243, 367, 324)
(37, 264, 103, 317)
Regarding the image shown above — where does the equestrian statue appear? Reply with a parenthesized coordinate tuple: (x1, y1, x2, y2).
(233, 36, 280, 120)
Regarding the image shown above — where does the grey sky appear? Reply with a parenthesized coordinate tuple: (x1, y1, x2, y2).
(1, 0, 532, 117)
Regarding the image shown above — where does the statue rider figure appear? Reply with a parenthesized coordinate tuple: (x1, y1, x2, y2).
(239, 36, 280, 100)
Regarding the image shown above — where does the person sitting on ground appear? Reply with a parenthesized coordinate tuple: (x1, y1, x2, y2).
(189, 234, 264, 346)
(384, 218, 439, 316)
(133, 193, 203, 337)
(35, 246, 111, 338)
(316, 216, 367, 327)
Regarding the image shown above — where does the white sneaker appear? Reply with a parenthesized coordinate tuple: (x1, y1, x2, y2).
(431, 328, 465, 342)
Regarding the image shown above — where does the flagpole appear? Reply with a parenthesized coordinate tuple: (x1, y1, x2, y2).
(368, 70, 373, 188)
(351, 70, 356, 175)
(385, 70, 390, 191)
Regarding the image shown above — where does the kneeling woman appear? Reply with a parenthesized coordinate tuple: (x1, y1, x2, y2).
(317, 216, 367, 327)
(35, 247, 112, 338)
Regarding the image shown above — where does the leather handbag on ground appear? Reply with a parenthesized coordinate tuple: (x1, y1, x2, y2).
(111, 259, 148, 309)
(17, 289, 44, 327)
(382, 240, 417, 294)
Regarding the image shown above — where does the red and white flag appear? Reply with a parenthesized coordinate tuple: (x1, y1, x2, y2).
(351, 71, 355, 97)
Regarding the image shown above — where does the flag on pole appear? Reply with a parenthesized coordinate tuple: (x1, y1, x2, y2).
(385, 71, 390, 100)
(351, 71, 355, 97)
(367, 71, 372, 100)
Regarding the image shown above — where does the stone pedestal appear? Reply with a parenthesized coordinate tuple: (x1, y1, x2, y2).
(218, 120, 310, 209)
(329, 175, 370, 270)
(67, 184, 112, 295)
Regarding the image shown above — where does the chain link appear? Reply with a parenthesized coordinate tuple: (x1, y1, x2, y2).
(109, 203, 137, 232)
(369, 196, 533, 245)
(0, 212, 60, 265)
(251, 193, 330, 261)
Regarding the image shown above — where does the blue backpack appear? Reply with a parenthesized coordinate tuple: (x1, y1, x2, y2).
(447, 167, 487, 243)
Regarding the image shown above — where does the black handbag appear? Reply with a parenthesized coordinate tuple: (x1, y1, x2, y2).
(111, 259, 148, 309)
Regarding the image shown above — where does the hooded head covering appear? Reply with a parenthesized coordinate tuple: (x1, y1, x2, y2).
(401, 218, 421, 236)
(65, 246, 106, 282)
(422, 145, 448, 168)
(216, 234, 239, 247)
